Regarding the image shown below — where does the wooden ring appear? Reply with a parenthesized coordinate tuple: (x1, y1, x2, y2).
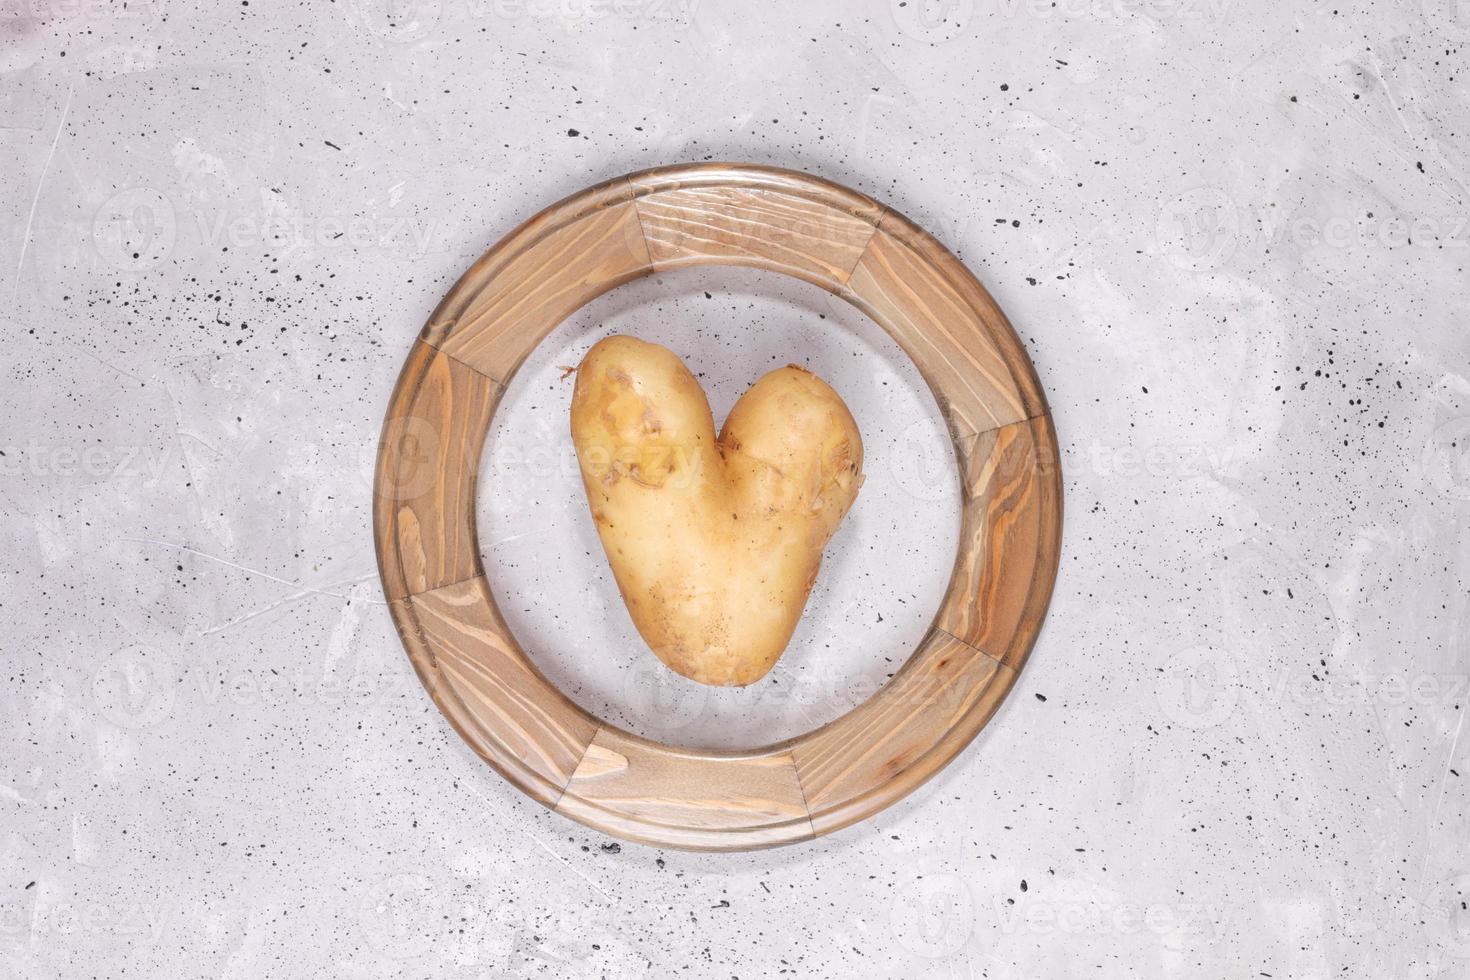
(374, 163, 1062, 851)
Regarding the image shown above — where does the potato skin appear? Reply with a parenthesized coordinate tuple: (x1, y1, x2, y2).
(571, 335, 863, 686)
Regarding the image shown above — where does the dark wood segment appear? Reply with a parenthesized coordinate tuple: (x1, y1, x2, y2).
(556, 727, 814, 850)
(788, 628, 1015, 837)
(937, 415, 1063, 670)
(375, 341, 498, 601)
(630, 164, 882, 290)
(394, 577, 597, 807)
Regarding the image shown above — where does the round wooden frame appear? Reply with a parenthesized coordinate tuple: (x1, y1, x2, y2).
(375, 163, 1061, 851)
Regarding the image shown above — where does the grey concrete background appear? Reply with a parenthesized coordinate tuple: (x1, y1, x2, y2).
(3, 0, 1469, 976)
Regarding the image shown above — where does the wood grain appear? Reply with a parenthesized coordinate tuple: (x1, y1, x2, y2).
(936, 414, 1063, 670)
(375, 163, 1062, 851)
(630, 164, 882, 290)
(556, 728, 813, 850)
(844, 210, 1046, 441)
(875, 210, 1048, 423)
(393, 576, 597, 808)
(788, 628, 1013, 837)
(374, 340, 498, 601)
(424, 177, 652, 383)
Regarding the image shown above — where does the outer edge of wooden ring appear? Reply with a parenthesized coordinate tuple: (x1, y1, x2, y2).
(422, 172, 644, 341)
(389, 589, 584, 811)
(864, 207, 1050, 423)
(625, 161, 887, 219)
(375, 162, 1063, 851)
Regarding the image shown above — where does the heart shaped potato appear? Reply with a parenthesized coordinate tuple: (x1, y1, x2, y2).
(571, 336, 863, 687)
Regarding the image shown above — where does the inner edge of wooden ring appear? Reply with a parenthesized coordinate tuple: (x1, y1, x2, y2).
(377, 163, 1061, 845)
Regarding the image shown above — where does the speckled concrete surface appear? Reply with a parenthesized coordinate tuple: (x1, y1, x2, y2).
(3, 0, 1469, 977)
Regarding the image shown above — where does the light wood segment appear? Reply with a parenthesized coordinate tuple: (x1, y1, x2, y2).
(874, 210, 1048, 422)
(630, 164, 883, 290)
(556, 727, 814, 850)
(936, 415, 1062, 670)
(627, 162, 885, 217)
(788, 628, 1015, 837)
(844, 210, 1039, 441)
(374, 341, 498, 601)
(393, 576, 598, 808)
(425, 182, 652, 384)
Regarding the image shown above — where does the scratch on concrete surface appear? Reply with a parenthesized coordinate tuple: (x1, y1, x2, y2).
(122, 537, 386, 605)
(11, 82, 73, 310)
